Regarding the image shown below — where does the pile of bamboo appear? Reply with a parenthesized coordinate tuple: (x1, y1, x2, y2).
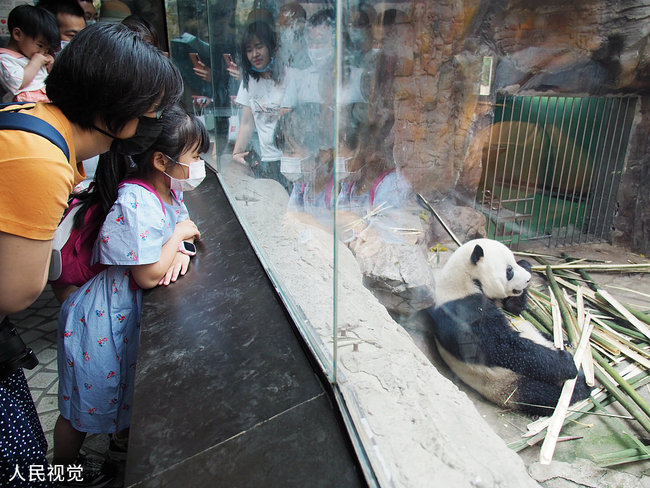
(506, 251, 650, 467)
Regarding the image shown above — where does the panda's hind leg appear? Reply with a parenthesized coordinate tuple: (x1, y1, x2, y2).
(511, 372, 593, 417)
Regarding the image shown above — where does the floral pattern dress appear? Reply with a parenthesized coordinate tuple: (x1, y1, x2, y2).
(57, 183, 188, 433)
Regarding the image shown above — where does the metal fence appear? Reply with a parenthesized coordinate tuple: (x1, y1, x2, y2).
(476, 95, 637, 248)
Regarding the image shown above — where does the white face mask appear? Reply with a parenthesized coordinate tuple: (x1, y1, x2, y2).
(335, 156, 354, 180)
(281, 155, 313, 181)
(165, 158, 206, 192)
(59, 40, 70, 51)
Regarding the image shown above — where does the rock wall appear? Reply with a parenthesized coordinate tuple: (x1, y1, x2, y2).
(378, 0, 650, 253)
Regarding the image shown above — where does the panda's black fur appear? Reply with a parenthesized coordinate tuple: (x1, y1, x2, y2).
(426, 239, 592, 417)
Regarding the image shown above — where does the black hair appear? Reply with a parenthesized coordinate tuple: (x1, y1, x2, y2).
(36, 0, 85, 20)
(7, 5, 60, 51)
(308, 8, 335, 28)
(121, 14, 160, 49)
(46, 22, 183, 133)
(130, 105, 211, 177)
(72, 105, 210, 233)
(241, 20, 280, 88)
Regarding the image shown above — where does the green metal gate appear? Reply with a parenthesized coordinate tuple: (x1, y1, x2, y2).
(477, 95, 637, 247)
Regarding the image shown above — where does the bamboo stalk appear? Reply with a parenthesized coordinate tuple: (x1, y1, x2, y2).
(592, 367, 650, 438)
(594, 316, 648, 342)
(532, 263, 650, 272)
(554, 276, 649, 340)
(521, 310, 552, 335)
(624, 304, 650, 327)
(522, 373, 650, 444)
(540, 316, 594, 464)
(547, 266, 578, 347)
(596, 290, 650, 342)
(592, 350, 650, 434)
(550, 288, 564, 349)
(562, 252, 599, 292)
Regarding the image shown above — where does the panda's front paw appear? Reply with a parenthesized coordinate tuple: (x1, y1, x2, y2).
(502, 292, 529, 314)
(553, 349, 579, 381)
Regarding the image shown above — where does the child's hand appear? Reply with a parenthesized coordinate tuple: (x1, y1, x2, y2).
(158, 253, 191, 286)
(175, 218, 201, 241)
(32, 52, 53, 67)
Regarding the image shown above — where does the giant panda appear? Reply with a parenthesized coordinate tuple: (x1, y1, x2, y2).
(426, 238, 592, 416)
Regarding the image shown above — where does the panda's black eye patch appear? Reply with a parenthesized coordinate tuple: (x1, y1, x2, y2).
(506, 265, 514, 281)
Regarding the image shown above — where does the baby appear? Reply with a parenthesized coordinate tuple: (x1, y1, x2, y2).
(0, 5, 59, 102)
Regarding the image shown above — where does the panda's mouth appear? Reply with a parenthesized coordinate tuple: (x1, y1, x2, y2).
(511, 289, 523, 295)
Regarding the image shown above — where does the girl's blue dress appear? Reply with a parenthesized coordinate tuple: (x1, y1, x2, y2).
(57, 183, 188, 433)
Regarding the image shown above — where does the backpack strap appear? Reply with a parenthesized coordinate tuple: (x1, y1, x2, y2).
(0, 104, 70, 161)
(120, 178, 166, 216)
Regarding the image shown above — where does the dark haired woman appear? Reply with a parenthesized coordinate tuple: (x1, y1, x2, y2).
(231, 20, 291, 192)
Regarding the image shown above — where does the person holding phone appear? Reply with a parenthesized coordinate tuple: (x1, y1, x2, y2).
(231, 20, 290, 192)
(189, 51, 213, 84)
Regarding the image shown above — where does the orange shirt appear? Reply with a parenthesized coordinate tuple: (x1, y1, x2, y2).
(0, 103, 84, 240)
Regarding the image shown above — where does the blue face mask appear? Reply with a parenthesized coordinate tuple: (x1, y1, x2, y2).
(250, 57, 274, 73)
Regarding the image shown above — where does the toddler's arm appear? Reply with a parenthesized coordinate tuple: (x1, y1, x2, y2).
(21, 53, 53, 89)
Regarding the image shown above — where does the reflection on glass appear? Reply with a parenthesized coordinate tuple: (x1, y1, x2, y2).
(197, 1, 430, 381)
(164, 1, 648, 484)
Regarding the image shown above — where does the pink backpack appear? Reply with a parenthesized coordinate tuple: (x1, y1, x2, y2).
(48, 179, 166, 288)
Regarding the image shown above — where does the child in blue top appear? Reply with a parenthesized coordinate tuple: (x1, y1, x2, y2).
(54, 105, 209, 475)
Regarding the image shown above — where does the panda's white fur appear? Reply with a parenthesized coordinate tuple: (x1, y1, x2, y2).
(427, 239, 591, 416)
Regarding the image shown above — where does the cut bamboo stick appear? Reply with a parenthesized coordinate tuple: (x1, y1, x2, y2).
(596, 290, 650, 342)
(540, 317, 594, 464)
(532, 263, 650, 272)
(550, 288, 564, 349)
(547, 266, 578, 347)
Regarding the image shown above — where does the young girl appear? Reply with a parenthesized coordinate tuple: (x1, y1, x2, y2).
(0, 5, 58, 102)
(231, 20, 291, 192)
(53, 105, 209, 478)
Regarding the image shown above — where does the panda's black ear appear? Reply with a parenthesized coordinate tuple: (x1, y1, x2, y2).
(470, 244, 484, 265)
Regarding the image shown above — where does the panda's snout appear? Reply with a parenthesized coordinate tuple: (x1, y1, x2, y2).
(511, 272, 531, 296)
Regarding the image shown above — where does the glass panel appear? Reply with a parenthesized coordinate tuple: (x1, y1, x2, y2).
(163, 1, 645, 485)
(202, 0, 338, 380)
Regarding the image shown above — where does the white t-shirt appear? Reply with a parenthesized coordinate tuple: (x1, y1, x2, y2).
(235, 76, 287, 161)
(0, 49, 48, 102)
